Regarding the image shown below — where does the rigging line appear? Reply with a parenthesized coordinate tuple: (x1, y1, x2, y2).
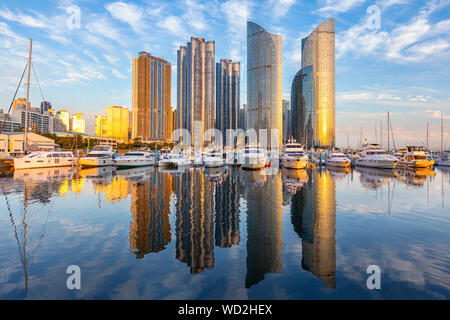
(0, 62, 28, 134)
(1, 182, 25, 267)
(31, 62, 45, 102)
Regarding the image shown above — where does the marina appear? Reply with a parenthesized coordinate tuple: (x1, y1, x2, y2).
(0, 165, 448, 299)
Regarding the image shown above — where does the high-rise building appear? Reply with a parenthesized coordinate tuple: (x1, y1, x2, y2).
(282, 100, 291, 143)
(71, 113, 85, 133)
(12, 98, 30, 111)
(216, 59, 240, 145)
(132, 51, 172, 142)
(291, 18, 335, 148)
(95, 106, 130, 143)
(40, 101, 52, 114)
(57, 110, 70, 131)
(177, 37, 215, 146)
(247, 22, 283, 149)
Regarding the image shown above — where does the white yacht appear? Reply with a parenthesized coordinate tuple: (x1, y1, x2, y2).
(13, 151, 76, 170)
(281, 140, 309, 169)
(79, 145, 115, 168)
(115, 150, 155, 168)
(437, 151, 450, 167)
(355, 143, 398, 169)
(326, 152, 351, 168)
(238, 146, 267, 170)
(203, 150, 225, 168)
(158, 151, 192, 168)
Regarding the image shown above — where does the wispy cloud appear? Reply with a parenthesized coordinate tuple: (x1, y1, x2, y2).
(105, 2, 145, 33)
(317, 0, 366, 14)
(269, 0, 296, 18)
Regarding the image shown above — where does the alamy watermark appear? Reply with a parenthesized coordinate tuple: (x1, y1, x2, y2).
(66, 265, 81, 290)
(366, 265, 381, 290)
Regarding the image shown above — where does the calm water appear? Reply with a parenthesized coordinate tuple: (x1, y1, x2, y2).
(0, 165, 449, 300)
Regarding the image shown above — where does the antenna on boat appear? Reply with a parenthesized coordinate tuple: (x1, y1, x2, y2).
(387, 112, 390, 152)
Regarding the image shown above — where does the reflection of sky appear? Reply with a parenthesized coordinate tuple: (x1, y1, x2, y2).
(0, 167, 448, 299)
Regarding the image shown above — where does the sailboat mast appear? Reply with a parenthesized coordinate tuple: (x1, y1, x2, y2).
(380, 120, 383, 149)
(442, 112, 444, 154)
(387, 112, 390, 151)
(426, 122, 429, 150)
(24, 39, 32, 153)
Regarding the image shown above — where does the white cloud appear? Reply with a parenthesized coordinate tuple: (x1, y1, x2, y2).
(86, 17, 125, 45)
(0, 8, 47, 28)
(112, 69, 127, 79)
(105, 2, 144, 33)
(269, 0, 296, 18)
(157, 16, 186, 37)
(336, 2, 450, 62)
(317, 0, 366, 13)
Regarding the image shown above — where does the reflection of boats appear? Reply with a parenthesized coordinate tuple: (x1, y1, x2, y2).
(158, 166, 190, 176)
(79, 145, 115, 168)
(115, 151, 155, 168)
(0, 153, 14, 169)
(238, 146, 267, 170)
(204, 166, 227, 182)
(398, 145, 434, 168)
(281, 140, 308, 169)
(14, 151, 76, 170)
(115, 166, 155, 181)
(397, 168, 435, 186)
(327, 166, 351, 179)
(13, 166, 75, 182)
(281, 168, 308, 194)
(240, 168, 267, 187)
(355, 143, 398, 169)
(326, 152, 351, 168)
(356, 166, 398, 189)
(78, 166, 116, 179)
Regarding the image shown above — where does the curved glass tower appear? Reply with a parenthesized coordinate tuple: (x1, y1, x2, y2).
(291, 18, 335, 148)
(247, 22, 283, 149)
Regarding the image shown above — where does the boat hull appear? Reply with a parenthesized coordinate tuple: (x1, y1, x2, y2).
(79, 158, 115, 168)
(355, 160, 397, 169)
(14, 158, 75, 170)
(115, 159, 155, 168)
(281, 157, 308, 169)
(327, 160, 351, 168)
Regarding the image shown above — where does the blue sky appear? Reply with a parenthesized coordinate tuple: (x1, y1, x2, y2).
(0, 0, 449, 148)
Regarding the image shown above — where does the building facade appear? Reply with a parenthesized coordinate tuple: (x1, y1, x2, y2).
(132, 51, 172, 142)
(71, 113, 85, 133)
(247, 22, 283, 149)
(216, 59, 240, 145)
(177, 37, 215, 146)
(95, 106, 130, 143)
(282, 99, 291, 143)
(291, 18, 335, 148)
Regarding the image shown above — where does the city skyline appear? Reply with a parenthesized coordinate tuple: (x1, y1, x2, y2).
(0, 0, 449, 148)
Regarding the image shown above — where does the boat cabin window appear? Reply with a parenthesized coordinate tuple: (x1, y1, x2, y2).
(245, 149, 263, 154)
(47, 154, 53, 158)
(52, 153, 61, 157)
(125, 153, 144, 156)
(287, 152, 304, 157)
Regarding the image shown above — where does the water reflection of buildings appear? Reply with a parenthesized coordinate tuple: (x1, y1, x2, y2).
(214, 168, 241, 248)
(129, 169, 172, 258)
(291, 169, 336, 289)
(174, 169, 215, 273)
(243, 170, 283, 288)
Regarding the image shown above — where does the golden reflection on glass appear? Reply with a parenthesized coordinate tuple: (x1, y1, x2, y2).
(397, 168, 436, 187)
(129, 170, 172, 259)
(243, 170, 283, 288)
(175, 169, 215, 273)
(291, 169, 336, 289)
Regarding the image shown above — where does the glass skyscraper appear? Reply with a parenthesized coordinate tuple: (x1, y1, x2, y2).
(291, 18, 335, 148)
(216, 59, 240, 145)
(247, 22, 283, 149)
(177, 37, 215, 146)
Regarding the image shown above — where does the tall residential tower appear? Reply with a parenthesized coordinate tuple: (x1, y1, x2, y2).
(132, 51, 172, 142)
(291, 18, 335, 148)
(177, 37, 215, 146)
(216, 59, 240, 145)
(247, 22, 283, 149)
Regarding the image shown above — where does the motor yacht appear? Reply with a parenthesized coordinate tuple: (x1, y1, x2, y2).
(355, 143, 398, 169)
(13, 150, 76, 170)
(115, 150, 155, 168)
(158, 151, 192, 168)
(398, 145, 435, 168)
(238, 145, 267, 170)
(203, 150, 225, 168)
(281, 140, 308, 169)
(79, 145, 115, 168)
(436, 151, 450, 167)
(326, 152, 351, 168)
